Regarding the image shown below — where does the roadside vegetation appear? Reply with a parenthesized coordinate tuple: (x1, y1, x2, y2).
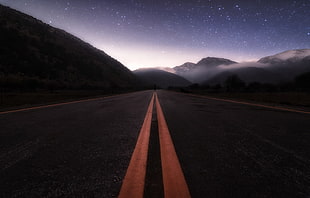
(0, 5, 142, 111)
(0, 88, 142, 111)
(170, 72, 310, 108)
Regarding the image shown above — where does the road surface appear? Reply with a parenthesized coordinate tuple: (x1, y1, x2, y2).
(0, 90, 310, 197)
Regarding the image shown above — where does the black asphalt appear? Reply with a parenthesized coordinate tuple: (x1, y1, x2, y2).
(1, 90, 310, 198)
(157, 90, 310, 198)
(0, 91, 153, 197)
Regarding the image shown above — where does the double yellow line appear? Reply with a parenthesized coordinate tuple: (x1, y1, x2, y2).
(118, 92, 191, 198)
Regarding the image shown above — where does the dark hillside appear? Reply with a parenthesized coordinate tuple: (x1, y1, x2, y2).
(0, 4, 138, 91)
(134, 69, 191, 88)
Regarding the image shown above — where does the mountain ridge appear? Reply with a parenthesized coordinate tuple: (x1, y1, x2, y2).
(258, 49, 310, 64)
(196, 57, 237, 67)
(202, 49, 310, 85)
(0, 4, 139, 90)
(173, 57, 237, 83)
(133, 68, 191, 88)
(151, 49, 309, 85)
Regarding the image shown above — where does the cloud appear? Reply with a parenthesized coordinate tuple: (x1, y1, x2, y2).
(218, 62, 269, 70)
(171, 61, 272, 83)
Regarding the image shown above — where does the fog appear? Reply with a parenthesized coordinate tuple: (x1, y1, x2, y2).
(146, 49, 310, 85)
(218, 62, 269, 70)
(173, 61, 271, 83)
(172, 55, 309, 84)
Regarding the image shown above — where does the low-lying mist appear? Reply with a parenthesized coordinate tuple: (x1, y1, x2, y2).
(171, 49, 310, 85)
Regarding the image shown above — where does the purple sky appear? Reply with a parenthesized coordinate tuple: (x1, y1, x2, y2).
(1, 0, 309, 70)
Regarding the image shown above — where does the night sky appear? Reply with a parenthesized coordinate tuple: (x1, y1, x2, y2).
(1, 0, 309, 70)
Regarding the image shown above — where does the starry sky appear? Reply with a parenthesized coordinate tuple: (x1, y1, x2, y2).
(0, 0, 309, 70)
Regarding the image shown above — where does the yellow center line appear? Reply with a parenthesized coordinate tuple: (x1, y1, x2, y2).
(119, 92, 191, 197)
(118, 93, 155, 198)
(155, 92, 191, 198)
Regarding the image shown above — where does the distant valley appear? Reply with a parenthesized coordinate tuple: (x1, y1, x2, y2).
(133, 68, 191, 89)
(140, 49, 310, 89)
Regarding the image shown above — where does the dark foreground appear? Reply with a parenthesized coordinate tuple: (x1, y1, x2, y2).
(0, 91, 153, 197)
(1, 90, 310, 197)
(157, 91, 310, 198)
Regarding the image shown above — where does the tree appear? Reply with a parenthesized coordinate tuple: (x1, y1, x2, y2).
(224, 75, 245, 92)
(295, 72, 310, 91)
(246, 82, 262, 92)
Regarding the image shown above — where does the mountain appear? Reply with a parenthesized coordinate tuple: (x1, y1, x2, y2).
(196, 57, 237, 67)
(174, 62, 196, 73)
(201, 49, 310, 85)
(0, 5, 138, 90)
(133, 68, 191, 88)
(174, 57, 237, 83)
(258, 49, 310, 64)
(258, 49, 310, 80)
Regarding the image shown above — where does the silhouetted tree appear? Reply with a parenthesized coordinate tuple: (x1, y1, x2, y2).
(224, 75, 246, 92)
(246, 82, 262, 92)
(261, 83, 278, 92)
(278, 82, 295, 92)
(295, 72, 310, 91)
(189, 83, 200, 89)
(210, 84, 222, 92)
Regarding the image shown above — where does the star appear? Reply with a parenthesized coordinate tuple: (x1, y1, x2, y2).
(2, 0, 308, 69)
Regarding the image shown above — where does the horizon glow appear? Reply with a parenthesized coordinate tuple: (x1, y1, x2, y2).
(0, 0, 309, 70)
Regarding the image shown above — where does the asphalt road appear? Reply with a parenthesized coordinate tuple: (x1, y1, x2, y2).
(1, 90, 310, 197)
(157, 90, 310, 198)
(0, 91, 153, 197)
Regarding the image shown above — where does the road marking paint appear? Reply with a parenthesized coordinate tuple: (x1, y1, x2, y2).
(183, 92, 310, 115)
(155, 93, 191, 198)
(0, 91, 147, 115)
(0, 97, 103, 115)
(118, 93, 155, 198)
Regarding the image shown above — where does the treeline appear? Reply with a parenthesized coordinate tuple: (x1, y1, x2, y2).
(0, 74, 120, 92)
(182, 72, 310, 93)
